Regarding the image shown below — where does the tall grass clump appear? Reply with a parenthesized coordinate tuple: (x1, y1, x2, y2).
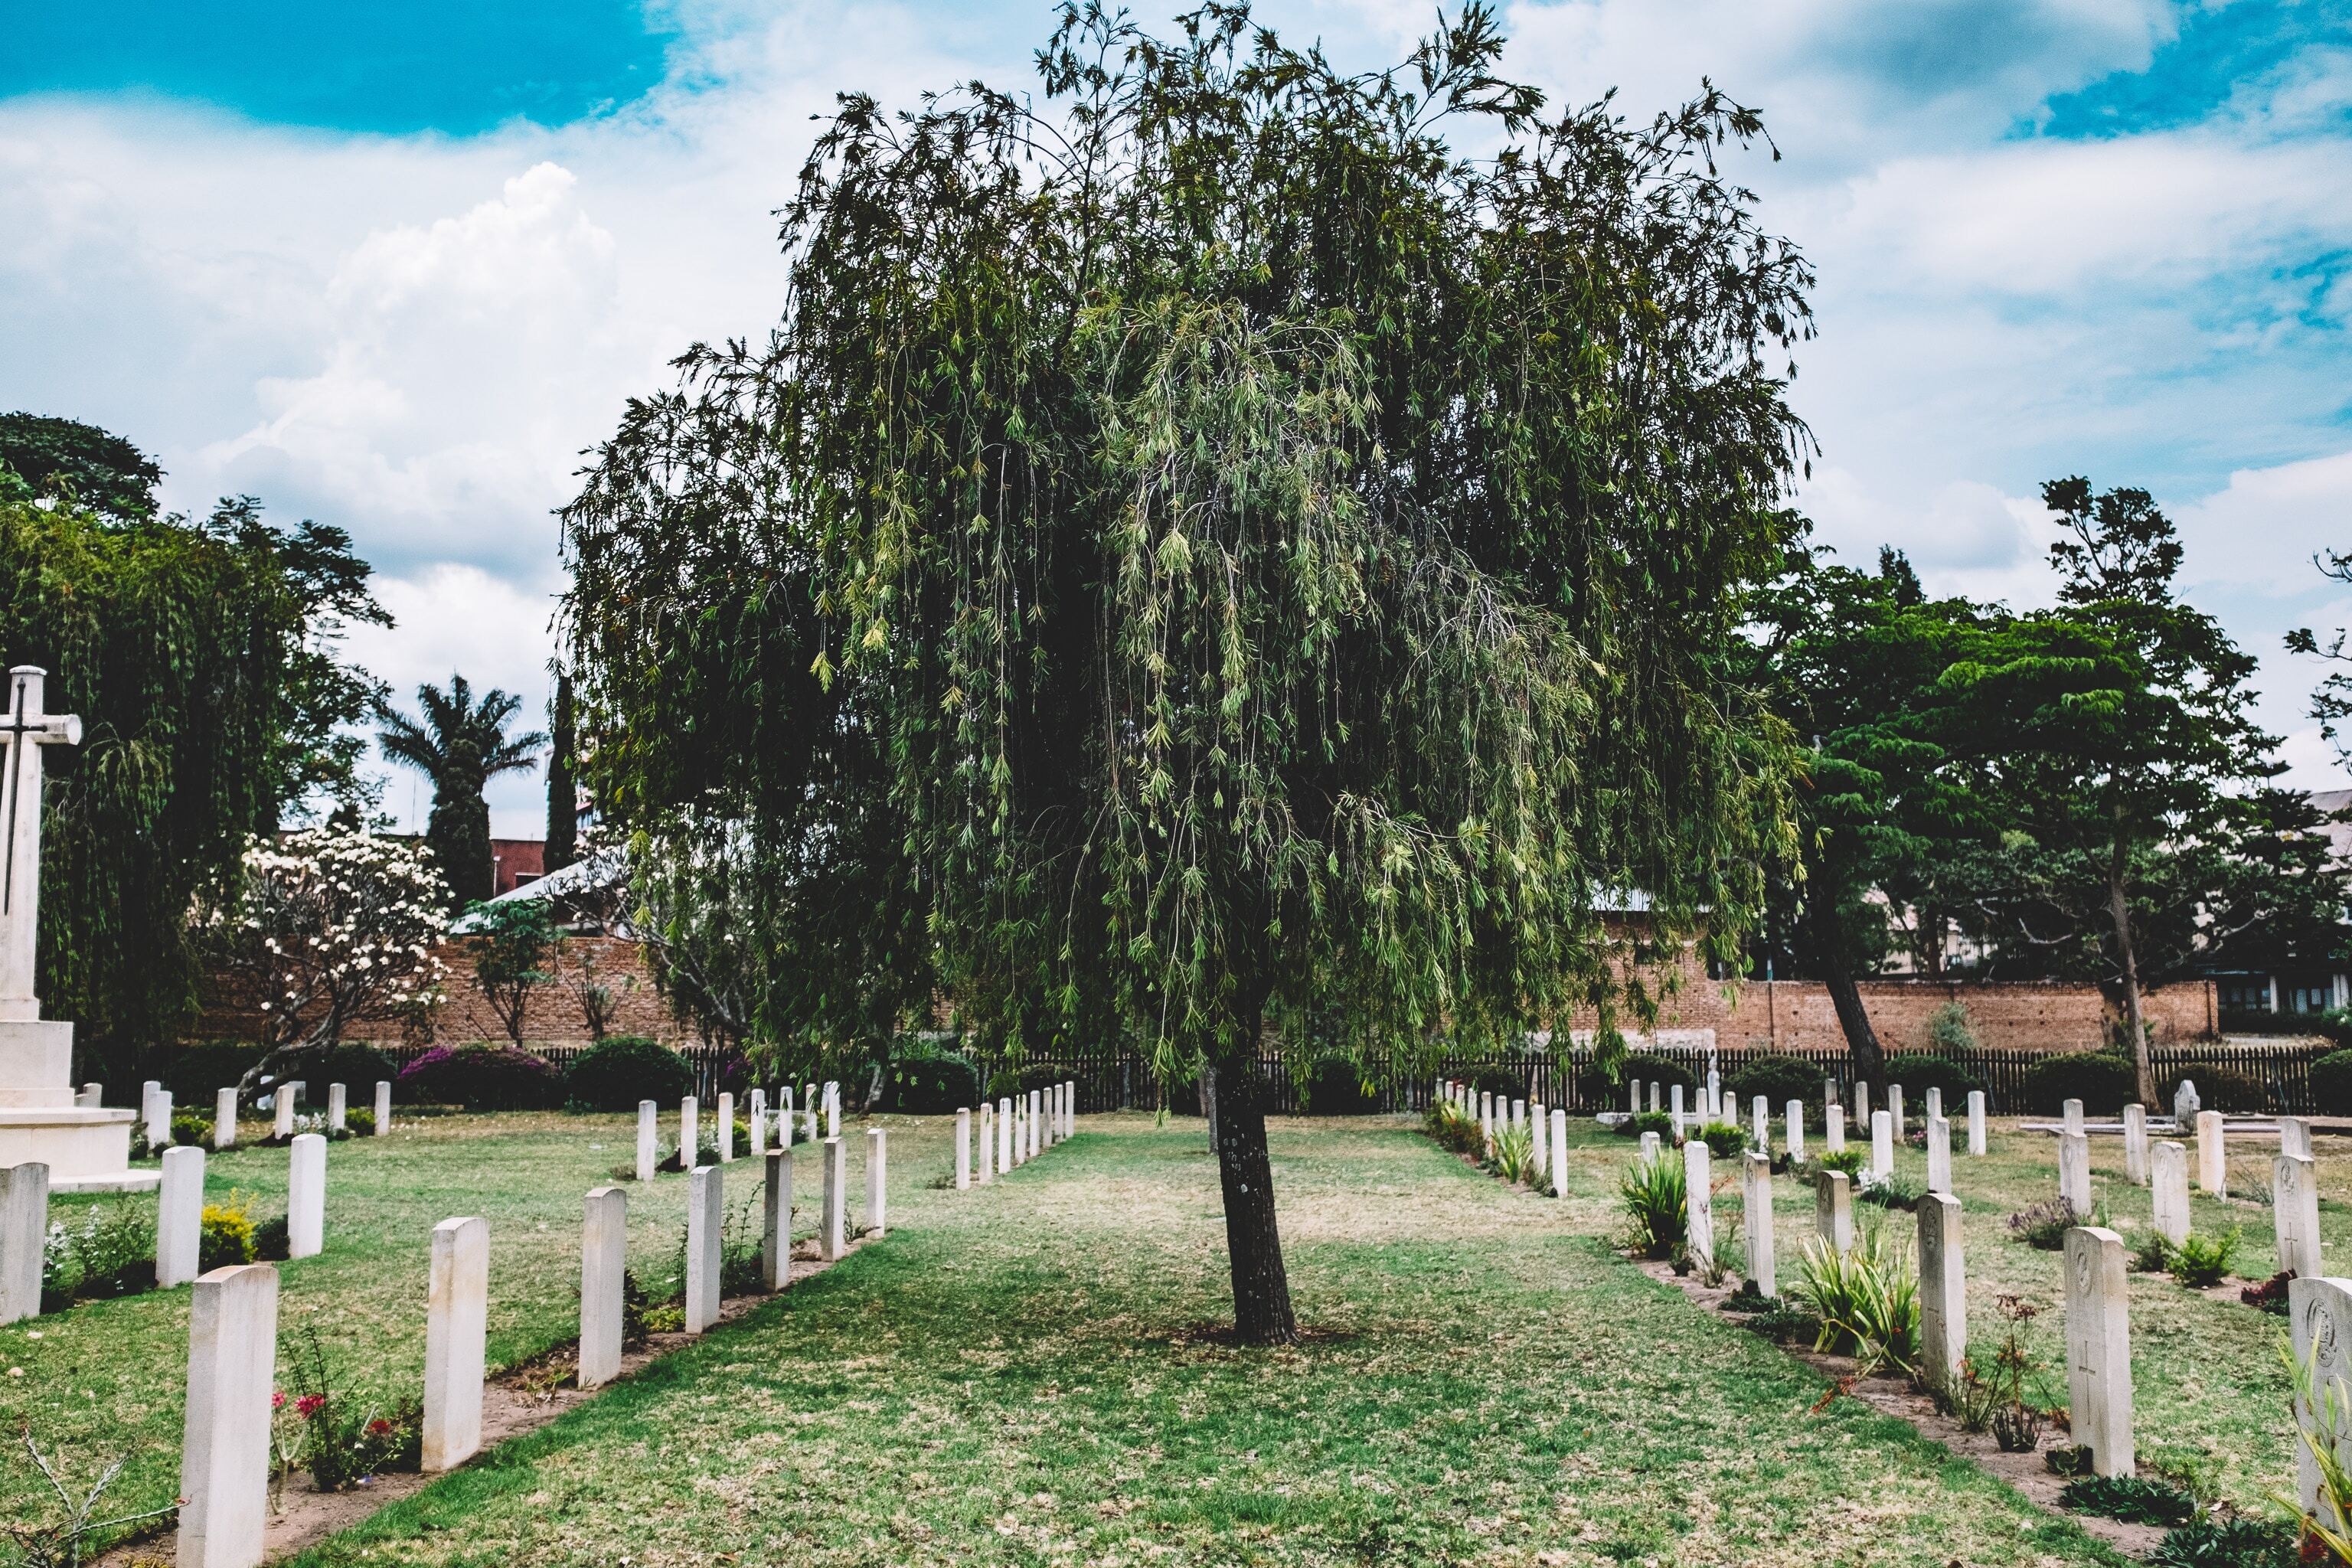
(1619, 1154, 1687, 1260)
(1785, 1230, 1919, 1375)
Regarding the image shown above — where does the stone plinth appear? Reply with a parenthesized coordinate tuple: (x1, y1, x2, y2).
(0, 1019, 149, 1192)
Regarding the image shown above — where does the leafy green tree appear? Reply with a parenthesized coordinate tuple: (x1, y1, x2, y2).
(560, 4, 1810, 1340)
(0, 411, 163, 521)
(466, 898, 564, 1045)
(1942, 479, 2284, 1101)
(545, 672, 579, 873)
(376, 675, 544, 910)
(0, 435, 388, 1080)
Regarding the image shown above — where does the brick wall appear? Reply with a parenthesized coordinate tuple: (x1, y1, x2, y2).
(197, 936, 692, 1050)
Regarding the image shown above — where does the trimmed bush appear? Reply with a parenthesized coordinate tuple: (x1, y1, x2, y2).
(880, 1044, 982, 1114)
(2312, 1049, 2352, 1116)
(1617, 1053, 1697, 1097)
(159, 1040, 266, 1102)
(564, 1036, 696, 1112)
(1881, 1055, 1984, 1109)
(2161, 1063, 2269, 1113)
(1724, 1054, 1824, 1112)
(1296, 1058, 1379, 1115)
(396, 1043, 564, 1111)
(303, 1042, 400, 1094)
(2017, 1053, 2138, 1116)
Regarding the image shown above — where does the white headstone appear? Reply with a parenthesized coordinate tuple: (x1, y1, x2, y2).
(2197, 1109, 2226, 1194)
(2174, 1078, 2200, 1122)
(865, 1126, 888, 1235)
(1027, 1089, 1040, 1158)
(1684, 1138, 1713, 1269)
(2122, 1103, 2148, 1186)
(1752, 1095, 1768, 1150)
(1887, 1083, 1905, 1132)
(763, 1149, 794, 1292)
(2063, 1097, 2085, 1136)
(423, 1215, 488, 1471)
(749, 1088, 766, 1158)
(1785, 1099, 1805, 1161)
(1870, 1109, 1893, 1179)
(286, 1132, 325, 1259)
(214, 1087, 237, 1150)
(977, 1102, 995, 1184)
(636, 1099, 657, 1182)
(2058, 1129, 2092, 1216)
(1638, 1130, 1661, 1163)
(997, 1096, 1014, 1173)
(1966, 1089, 1986, 1156)
(272, 1086, 293, 1140)
(1741, 1151, 1774, 1297)
(1917, 1192, 1965, 1398)
(1825, 1103, 1846, 1154)
(1628, 1079, 1640, 1116)
(1926, 1114, 1952, 1196)
(373, 1080, 391, 1134)
(1550, 1108, 1569, 1199)
(2063, 1226, 2135, 1478)
(1925, 1086, 1942, 1123)
(77, 1082, 100, 1107)
(579, 1187, 626, 1390)
(680, 1096, 699, 1165)
(1816, 1169, 1853, 1254)
(716, 1092, 734, 1162)
(1669, 1083, 1684, 1129)
(145, 1086, 172, 1149)
(0, 1161, 47, 1321)
(2277, 1152, 2323, 1279)
(1512, 1097, 1526, 1133)
(824, 1080, 841, 1139)
(326, 1083, 346, 1133)
(2282, 1116, 2314, 1161)
(684, 1165, 722, 1334)
(158, 1144, 205, 1288)
(2151, 1139, 2191, 1246)
(1530, 1099, 1548, 1178)
(1855, 1080, 1870, 1123)
(822, 1135, 848, 1260)
(2289, 1276, 2352, 1516)
(178, 1263, 277, 1568)
(1648, 1080, 1661, 1114)
(956, 1106, 972, 1190)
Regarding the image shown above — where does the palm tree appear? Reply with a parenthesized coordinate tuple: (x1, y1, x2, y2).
(377, 674, 546, 909)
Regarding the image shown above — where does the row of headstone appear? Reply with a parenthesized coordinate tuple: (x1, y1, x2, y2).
(952, 1081, 1076, 1188)
(2047, 1103, 2323, 1279)
(113, 1079, 397, 1154)
(1439, 1081, 1570, 1199)
(180, 1130, 890, 1568)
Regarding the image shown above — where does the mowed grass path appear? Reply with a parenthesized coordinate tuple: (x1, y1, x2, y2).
(296, 1116, 2116, 1567)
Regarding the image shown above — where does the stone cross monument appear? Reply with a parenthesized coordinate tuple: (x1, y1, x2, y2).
(0, 667, 151, 1191)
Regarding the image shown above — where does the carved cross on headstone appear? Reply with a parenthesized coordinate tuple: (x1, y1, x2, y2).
(0, 666, 80, 1022)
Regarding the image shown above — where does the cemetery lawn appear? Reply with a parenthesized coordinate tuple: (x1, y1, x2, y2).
(0, 1111, 720, 1540)
(289, 1116, 2122, 1567)
(1566, 1115, 2321, 1520)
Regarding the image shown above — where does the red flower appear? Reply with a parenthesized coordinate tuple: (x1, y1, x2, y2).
(272, 1391, 286, 1410)
(368, 1419, 393, 1435)
(296, 1394, 325, 1419)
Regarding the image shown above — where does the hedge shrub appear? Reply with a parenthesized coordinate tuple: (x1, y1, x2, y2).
(160, 1040, 266, 1102)
(2161, 1063, 2269, 1113)
(880, 1044, 982, 1114)
(2017, 1053, 2138, 1116)
(1617, 1053, 1697, 1097)
(564, 1036, 695, 1112)
(2310, 1050, 2352, 1115)
(396, 1043, 564, 1110)
(1881, 1055, 1985, 1109)
(1298, 1059, 1378, 1115)
(1723, 1054, 1822, 1112)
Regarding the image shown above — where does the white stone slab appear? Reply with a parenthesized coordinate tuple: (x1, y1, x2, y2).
(178, 1263, 277, 1568)
(2290, 1275, 2352, 1515)
(2063, 1225, 2135, 1478)
(1870, 1109, 1893, 1179)
(1742, 1151, 1774, 1297)
(158, 1144, 204, 1287)
(287, 1132, 325, 1258)
(1918, 1192, 1965, 1398)
(2151, 1140, 2191, 1246)
(681, 1096, 699, 1164)
(2198, 1110, 2226, 1194)
(2122, 1103, 2148, 1186)
(716, 1092, 734, 1162)
(0, 1160, 46, 1321)
(214, 1087, 237, 1150)
(326, 1083, 346, 1133)
(763, 1150, 793, 1291)
(1967, 1090, 1987, 1156)
(685, 1165, 722, 1334)
(1816, 1170, 1853, 1254)
(977, 1103, 995, 1184)
(1684, 1138, 1713, 1269)
(1926, 1115, 1952, 1196)
(579, 1187, 626, 1390)
(822, 1135, 848, 1260)
(1550, 1108, 1568, 1198)
(956, 1106, 972, 1190)
(423, 1216, 488, 1471)
(1785, 1100, 1805, 1161)
(374, 1080, 391, 1134)
(636, 1099, 657, 1183)
(1826, 1103, 1846, 1154)
(866, 1126, 888, 1236)
(2278, 1152, 2323, 1279)
(2058, 1130, 2092, 1216)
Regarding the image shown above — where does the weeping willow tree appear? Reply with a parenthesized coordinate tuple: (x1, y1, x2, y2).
(562, 2, 1808, 1341)
(0, 430, 387, 1081)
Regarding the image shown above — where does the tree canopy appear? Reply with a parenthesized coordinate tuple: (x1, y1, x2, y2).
(561, 2, 1814, 1338)
(376, 674, 545, 910)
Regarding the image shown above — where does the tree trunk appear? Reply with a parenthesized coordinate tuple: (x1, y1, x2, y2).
(1210, 1057, 1296, 1345)
(2109, 861, 2155, 1106)
(1805, 912, 1886, 1093)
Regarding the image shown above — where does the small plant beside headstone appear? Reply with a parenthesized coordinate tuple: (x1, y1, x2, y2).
(2237, 1269, 2292, 1314)
(2167, 1227, 2240, 1288)
(2056, 1475, 2199, 1526)
(1616, 1155, 1687, 1259)
(2007, 1198, 2086, 1251)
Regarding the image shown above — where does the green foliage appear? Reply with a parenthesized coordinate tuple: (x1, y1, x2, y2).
(1858, 1173, 1924, 1210)
(376, 675, 545, 910)
(1815, 1147, 1867, 1178)
(1697, 1122, 1747, 1158)
(1881, 1055, 1984, 1105)
(1617, 1152, 1687, 1259)
(345, 1107, 375, 1137)
(466, 898, 564, 1046)
(2168, 1227, 2240, 1288)
(0, 410, 162, 519)
(2131, 1227, 2171, 1272)
(2006, 1198, 2084, 1250)
(1785, 1230, 1918, 1375)
(0, 477, 387, 1077)
(199, 1193, 259, 1272)
(1485, 1123, 1539, 1185)
(2018, 1053, 2138, 1116)
(283, 1326, 422, 1490)
(557, 0, 1808, 1102)
(168, 1109, 210, 1147)
(2056, 1476, 2198, 1527)
(564, 1036, 696, 1112)
(879, 1041, 982, 1114)
(1615, 1109, 1674, 1141)
(1922, 1002, 1978, 1054)
(2308, 1048, 2352, 1116)
(2147, 1518, 2299, 1568)
(1619, 1055, 1699, 1097)
(1723, 1054, 1821, 1110)
(40, 1201, 156, 1308)
(1423, 1100, 1485, 1158)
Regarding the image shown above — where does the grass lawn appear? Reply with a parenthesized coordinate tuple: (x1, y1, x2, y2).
(0, 1109, 773, 1537)
(1559, 1110, 2321, 1518)
(286, 1114, 2120, 1567)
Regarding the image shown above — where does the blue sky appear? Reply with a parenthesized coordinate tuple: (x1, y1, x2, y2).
(2, 0, 2348, 833)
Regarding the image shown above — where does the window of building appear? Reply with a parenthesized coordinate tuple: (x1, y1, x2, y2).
(2216, 978, 2273, 1013)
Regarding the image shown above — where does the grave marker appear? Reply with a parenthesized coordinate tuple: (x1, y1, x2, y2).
(2174, 1078, 2200, 1122)
(716, 1092, 734, 1162)
(273, 1086, 293, 1140)
(822, 1136, 848, 1260)
(2058, 1129, 2092, 1215)
(636, 1100, 657, 1183)
(287, 1132, 325, 1259)
(0, 1161, 47, 1321)
(1888, 1083, 1906, 1133)
(998, 1096, 1014, 1172)
(2122, 1103, 2148, 1185)
(327, 1083, 346, 1133)
(1870, 1109, 1893, 1179)
(1742, 1152, 1774, 1296)
(750, 1089, 767, 1158)
(2063, 1098, 2085, 1136)
(1925, 1086, 1942, 1123)
(763, 1150, 793, 1291)
(178, 1263, 277, 1568)
(956, 1107, 972, 1190)
(2063, 1226, 2135, 1478)
(423, 1215, 488, 1471)
(681, 1096, 699, 1164)
(2290, 1276, 2352, 1516)
(1638, 1130, 1660, 1163)
(214, 1087, 237, 1150)
(1684, 1139, 1713, 1269)
(1752, 1095, 1767, 1150)
(1917, 1192, 1965, 1398)
(1669, 1083, 1684, 1137)
(1530, 1099, 1547, 1179)
(579, 1187, 626, 1390)
(2197, 1110, 2226, 1194)
(1785, 1099, 1805, 1161)
(1825, 1103, 1846, 1153)
(158, 1145, 204, 1287)
(2151, 1140, 2191, 1245)
(1966, 1089, 1987, 1156)
(866, 1127, 888, 1236)
(1647, 1080, 1661, 1115)
(2278, 1152, 2322, 1279)
(1816, 1170, 1853, 1254)
(2282, 1116, 2313, 1160)
(825, 1080, 841, 1139)
(977, 1102, 995, 1184)
(1926, 1114, 1952, 1196)
(685, 1165, 722, 1334)
(1550, 1108, 1568, 1199)
(374, 1080, 391, 1135)
(146, 1086, 172, 1149)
